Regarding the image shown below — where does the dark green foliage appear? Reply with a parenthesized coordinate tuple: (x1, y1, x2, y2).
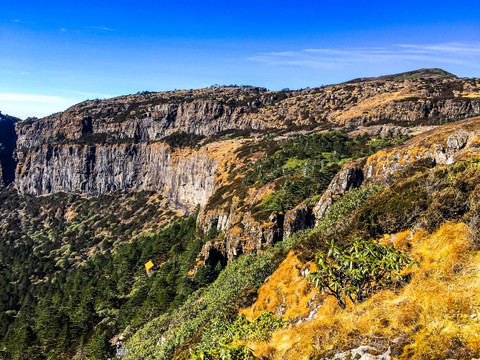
(230, 130, 407, 219)
(242, 131, 406, 188)
(309, 238, 415, 309)
(162, 131, 206, 148)
(0, 194, 213, 360)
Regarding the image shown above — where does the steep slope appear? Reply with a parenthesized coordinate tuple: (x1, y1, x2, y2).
(314, 116, 480, 221)
(182, 119, 480, 360)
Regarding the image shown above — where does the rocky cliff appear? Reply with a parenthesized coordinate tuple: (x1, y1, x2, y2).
(0, 112, 19, 188)
(314, 116, 480, 223)
(14, 70, 480, 203)
(11, 70, 480, 271)
(16, 139, 243, 209)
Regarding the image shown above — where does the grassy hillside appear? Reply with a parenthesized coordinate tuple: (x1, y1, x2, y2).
(2, 114, 480, 359)
(122, 125, 480, 360)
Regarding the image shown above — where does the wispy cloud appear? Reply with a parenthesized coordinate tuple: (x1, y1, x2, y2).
(59, 89, 113, 99)
(0, 93, 65, 104)
(87, 26, 115, 32)
(249, 42, 480, 69)
(0, 94, 78, 119)
(59, 26, 116, 33)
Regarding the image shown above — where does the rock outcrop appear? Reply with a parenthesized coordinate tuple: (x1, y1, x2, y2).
(197, 208, 284, 262)
(314, 117, 480, 223)
(283, 203, 314, 240)
(16, 139, 242, 208)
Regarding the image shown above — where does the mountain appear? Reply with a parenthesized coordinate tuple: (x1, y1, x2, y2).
(15, 71, 480, 198)
(1, 69, 480, 360)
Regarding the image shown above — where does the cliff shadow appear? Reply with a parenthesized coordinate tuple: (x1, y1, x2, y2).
(0, 117, 18, 185)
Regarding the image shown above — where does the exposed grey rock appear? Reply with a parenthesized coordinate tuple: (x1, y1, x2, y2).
(329, 345, 390, 360)
(314, 126, 480, 224)
(313, 167, 364, 225)
(16, 142, 218, 207)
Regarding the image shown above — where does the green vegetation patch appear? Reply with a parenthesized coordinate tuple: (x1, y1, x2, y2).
(124, 252, 277, 360)
(309, 237, 415, 309)
(209, 130, 407, 223)
(0, 194, 218, 360)
(192, 311, 286, 359)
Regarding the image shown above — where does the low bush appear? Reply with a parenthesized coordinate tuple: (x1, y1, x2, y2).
(308, 238, 415, 309)
(192, 312, 285, 359)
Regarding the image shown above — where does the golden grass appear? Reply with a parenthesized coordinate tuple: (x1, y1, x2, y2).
(246, 222, 480, 359)
(332, 91, 414, 124)
(241, 251, 319, 322)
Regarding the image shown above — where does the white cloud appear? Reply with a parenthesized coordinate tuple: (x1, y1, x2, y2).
(87, 26, 115, 32)
(0, 93, 78, 119)
(249, 42, 480, 70)
(0, 93, 65, 104)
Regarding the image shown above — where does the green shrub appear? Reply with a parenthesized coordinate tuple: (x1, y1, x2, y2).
(191, 344, 255, 360)
(194, 312, 286, 356)
(308, 238, 415, 309)
(282, 186, 382, 252)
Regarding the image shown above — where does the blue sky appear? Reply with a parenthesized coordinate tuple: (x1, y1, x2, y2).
(1, 0, 480, 119)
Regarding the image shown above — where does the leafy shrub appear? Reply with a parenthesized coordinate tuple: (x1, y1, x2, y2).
(194, 312, 286, 357)
(308, 238, 415, 309)
(191, 344, 255, 360)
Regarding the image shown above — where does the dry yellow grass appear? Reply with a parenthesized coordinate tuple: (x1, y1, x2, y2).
(241, 251, 320, 322)
(333, 91, 414, 124)
(246, 222, 480, 359)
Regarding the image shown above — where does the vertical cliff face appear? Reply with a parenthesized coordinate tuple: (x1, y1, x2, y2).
(13, 87, 277, 206)
(16, 140, 241, 208)
(0, 112, 19, 187)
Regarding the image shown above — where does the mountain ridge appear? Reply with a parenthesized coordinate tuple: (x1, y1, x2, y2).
(12, 69, 480, 200)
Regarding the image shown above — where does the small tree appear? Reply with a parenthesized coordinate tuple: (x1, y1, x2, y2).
(308, 238, 415, 309)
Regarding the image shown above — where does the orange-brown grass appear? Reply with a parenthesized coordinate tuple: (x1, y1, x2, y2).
(241, 251, 320, 321)
(246, 222, 480, 359)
